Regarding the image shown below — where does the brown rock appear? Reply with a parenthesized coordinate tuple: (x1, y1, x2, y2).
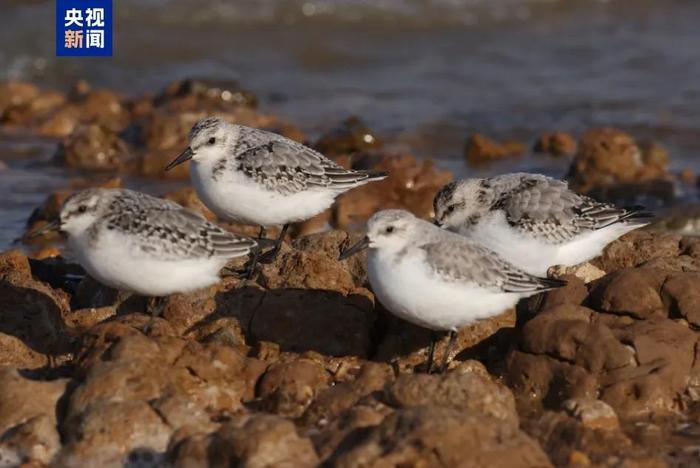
(508, 303, 698, 418)
(182, 414, 319, 467)
(55, 124, 130, 171)
(465, 133, 526, 165)
(384, 371, 518, 425)
(587, 268, 668, 319)
(593, 230, 681, 273)
(375, 308, 515, 373)
(0, 250, 74, 362)
(0, 368, 67, 464)
(0, 81, 40, 117)
(330, 406, 551, 467)
(563, 398, 619, 430)
(534, 132, 577, 157)
(660, 272, 700, 326)
(568, 128, 669, 193)
(334, 154, 453, 230)
(155, 78, 258, 110)
(77, 89, 130, 132)
(257, 359, 330, 418)
(250, 288, 374, 358)
(315, 117, 381, 155)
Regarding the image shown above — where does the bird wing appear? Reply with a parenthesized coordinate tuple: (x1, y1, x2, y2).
(233, 131, 387, 194)
(420, 240, 564, 293)
(490, 174, 648, 244)
(103, 197, 257, 261)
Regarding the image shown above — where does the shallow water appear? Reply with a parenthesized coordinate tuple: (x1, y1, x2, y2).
(2, 0, 700, 248)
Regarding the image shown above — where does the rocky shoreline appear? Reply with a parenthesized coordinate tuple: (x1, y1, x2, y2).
(1, 79, 700, 466)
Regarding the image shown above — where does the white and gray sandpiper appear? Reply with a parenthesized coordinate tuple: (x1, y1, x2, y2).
(340, 209, 565, 372)
(165, 117, 388, 263)
(28, 188, 263, 327)
(433, 172, 652, 277)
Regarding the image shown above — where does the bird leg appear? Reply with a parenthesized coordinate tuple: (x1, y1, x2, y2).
(439, 330, 457, 373)
(143, 296, 167, 334)
(258, 223, 289, 264)
(257, 225, 267, 240)
(426, 331, 439, 374)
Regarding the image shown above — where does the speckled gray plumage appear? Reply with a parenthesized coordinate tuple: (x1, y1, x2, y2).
(418, 229, 564, 293)
(436, 173, 651, 244)
(208, 124, 387, 195)
(66, 189, 257, 260)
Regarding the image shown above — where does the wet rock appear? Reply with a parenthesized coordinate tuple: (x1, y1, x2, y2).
(154, 78, 257, 110)
(55, 124, 130, 171)
(534, 132, 577, 157)
(0, 368, 68, 465)
(315, 117, 381, 155)
(330, 406, 551, 467)
(568, 128, 669, 194)
(77, 89, 130, 132)
(384, 371, 518, 425)
(465, 133, 526, 165)
(257, 359, 330, 418)
(0, 81, 40, 118)
(334, 154, 453, 230)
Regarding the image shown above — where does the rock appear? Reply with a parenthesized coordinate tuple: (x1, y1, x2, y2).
(587, 268, 668, 319)
(0, 368, 68, 465)
(0, 250, 74, 363)
(568, 128, 669, 194)
(465, 133, 526, 165)
(329, 406, 551, 467)
(660, 272, 700, 326)
(383, 371, 519, 426)
(534, 132, 577, 157)
(508, 302, 698, 418)
(170, 414, 319, 467)
(563, 398, 619, 430)
(77, 89, 130, 132)
(55, 124, 130, 171)
(0, 81, 40, 118)
(257, 359, 330, 418)
(375, 308, 515, 372)
(154, 78, 257, 110)
(249, 288, 374, 358)
(548, 262, 606, 284)
(593, 230, 681, 273)
(315, 117, 381, 155)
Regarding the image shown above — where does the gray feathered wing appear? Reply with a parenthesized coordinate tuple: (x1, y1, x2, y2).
(420, 241, 565, 293)
(234, 138, 387, 194)
(493, 174, 651, 244)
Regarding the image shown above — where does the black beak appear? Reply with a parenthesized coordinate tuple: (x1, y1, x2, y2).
(433, 219, 443, 227)
(165, 147, 194, 171)
(19, 219, 62, 242)
(339, 236, 370, 260)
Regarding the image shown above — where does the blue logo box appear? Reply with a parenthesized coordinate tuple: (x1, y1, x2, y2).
(56, 0, 113, 57)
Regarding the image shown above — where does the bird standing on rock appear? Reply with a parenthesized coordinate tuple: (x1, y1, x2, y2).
(25, 188, 262, 331)
(165, 117, 388, 274)
(433, 172, 652, 277)
(340, 209, 565, 373)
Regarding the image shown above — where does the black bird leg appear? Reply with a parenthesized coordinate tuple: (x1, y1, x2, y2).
(258, 223, 289, 263)
(143, 296, 166, 334)
(426, 330, 440, 374)
(439, 330, 457, 373)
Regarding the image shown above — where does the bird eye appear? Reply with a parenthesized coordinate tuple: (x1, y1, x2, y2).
(207, 137, 216, 145)
(385, 226, 394, 234)
(78, 205, 87, 213)
(446, 205, 455, 214)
